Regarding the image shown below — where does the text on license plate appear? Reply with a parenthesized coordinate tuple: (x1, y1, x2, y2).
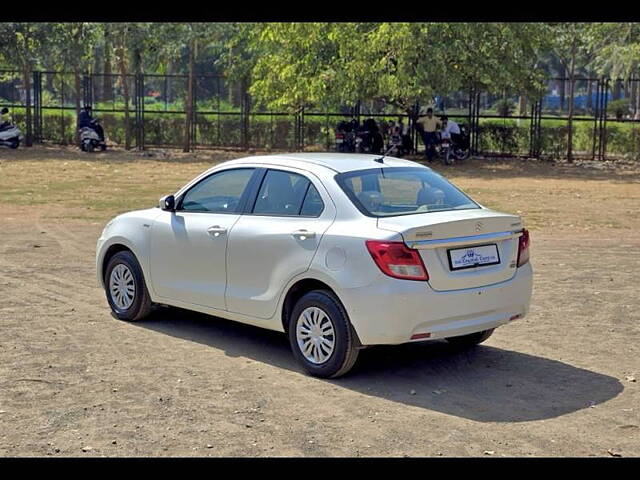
(447, 244, 500, 271)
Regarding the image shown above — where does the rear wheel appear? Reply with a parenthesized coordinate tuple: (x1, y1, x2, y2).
(288, 290, 359, 378)
(446, 328, 494, 349)
(104, 250, 153, 322)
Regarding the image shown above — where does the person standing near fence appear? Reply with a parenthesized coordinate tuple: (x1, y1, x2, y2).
(416, 107, 440, 162)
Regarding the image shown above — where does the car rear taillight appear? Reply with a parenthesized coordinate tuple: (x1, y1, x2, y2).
(365, 240, 429, 281)
(516, 229, 530, 267)
(335, 133, 344, 139)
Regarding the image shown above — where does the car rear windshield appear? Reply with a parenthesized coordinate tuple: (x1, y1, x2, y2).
(335, 167, 480, 217)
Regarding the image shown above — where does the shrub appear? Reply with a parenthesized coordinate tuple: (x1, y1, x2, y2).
(607, 99, 631, 119)
(494, 99, 516, 117)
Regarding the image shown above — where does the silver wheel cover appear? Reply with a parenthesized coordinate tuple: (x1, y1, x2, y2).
(109, 264, 136, 310)
(296, 306, 336, 365)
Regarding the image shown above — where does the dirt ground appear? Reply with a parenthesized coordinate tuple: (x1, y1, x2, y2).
(0, 146, 639, 457)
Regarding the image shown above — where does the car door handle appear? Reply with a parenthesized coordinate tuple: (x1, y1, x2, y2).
(207, 226, 227, 237)
(292, 229, 316, 240)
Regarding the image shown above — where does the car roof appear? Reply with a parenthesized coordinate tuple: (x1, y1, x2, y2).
(219, 152, 430, 174)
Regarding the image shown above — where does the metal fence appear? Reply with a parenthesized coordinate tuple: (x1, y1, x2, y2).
(2, 70, 639, 161)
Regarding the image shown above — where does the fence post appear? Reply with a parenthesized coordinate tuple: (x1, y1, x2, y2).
(83, 74, 93, 108)
(592, 78, 601, 160)
(32, 71, 42, 143)
(413, 101, 419, 154)
(134, 73, 145, 151)
(240, 77, 249, 150)
(529, 99, 542, 158)
(301, 107, 305, 150)
(601, 78, 610, 160)
(191, 75, 197, 150)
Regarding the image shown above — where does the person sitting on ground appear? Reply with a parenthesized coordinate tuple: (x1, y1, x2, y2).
(77, 105, 105, 142)
(0, 107, 12, 130)
(416, 107, 440, 161)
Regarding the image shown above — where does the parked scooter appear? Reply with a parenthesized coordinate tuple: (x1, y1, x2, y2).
(79, 120, 107, 152)
(0, 124, 22, 149)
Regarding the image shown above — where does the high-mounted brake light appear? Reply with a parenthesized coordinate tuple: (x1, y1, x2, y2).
(516, 229, 530, 267)
(365, 240, 429, 281)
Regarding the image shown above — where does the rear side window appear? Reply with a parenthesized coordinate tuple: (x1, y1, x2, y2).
(336, 167, 479, 217)
(252, 169, 324, 217)
(180, 168, 255, 213)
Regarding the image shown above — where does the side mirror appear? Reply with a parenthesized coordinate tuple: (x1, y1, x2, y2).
(159, 194, 176, 211)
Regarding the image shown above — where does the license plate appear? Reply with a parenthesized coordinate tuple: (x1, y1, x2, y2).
(336, 138, 344, 143)
(447, 244, 500, 271)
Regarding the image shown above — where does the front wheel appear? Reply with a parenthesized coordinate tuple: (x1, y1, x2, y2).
(288, 290, 359, 378)
(10, 139, 19, 149)
(104, 250, 153, 322)
(443, 148, 454, 165)
(446, 328, 494, 349)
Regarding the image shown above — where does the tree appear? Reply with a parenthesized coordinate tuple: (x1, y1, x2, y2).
(51, 23, 100, 145)
(0, 23, 48, 146)
(549, 23, 611, 162)
(591, 23, 640, 119)
(240, 23, 548, 119)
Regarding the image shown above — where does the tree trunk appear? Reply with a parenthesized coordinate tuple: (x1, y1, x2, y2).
(102, 25, 113, 102)
(184, 37, 195, 153)
(74, 69, 82, 146)
(23, 67, 33, 147)
(613, 80, 621, 101)
(586, 75, 593, 112)
(518, 95, 527, 116)
(165, 59, 173, 106)
(117, 47, 131, 150)
(566, 44, 576, 163)
(559, 77, 565, 111)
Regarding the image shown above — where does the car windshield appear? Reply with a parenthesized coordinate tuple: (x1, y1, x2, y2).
(335, 167, 480, 217)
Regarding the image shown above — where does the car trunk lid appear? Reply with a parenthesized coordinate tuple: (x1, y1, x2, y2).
(377, 209, 524, 291)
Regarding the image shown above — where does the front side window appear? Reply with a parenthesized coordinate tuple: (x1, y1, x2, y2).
(252, 169, 324, 217)
(180, 168, 255, 213)
(336, 167, 479, 217)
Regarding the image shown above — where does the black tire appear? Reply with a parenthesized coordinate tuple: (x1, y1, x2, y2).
(443, 148, 453, 165)
(10, 139, 19, 149)
(104, 250, 153, 322)
(86, 142, 94, 153)
(446, 328, 494, 349)
(287, 290, 359, 378)
(100, 143, 107, 151)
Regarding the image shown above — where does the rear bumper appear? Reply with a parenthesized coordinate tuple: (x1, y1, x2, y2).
(341, 263, 533, 345)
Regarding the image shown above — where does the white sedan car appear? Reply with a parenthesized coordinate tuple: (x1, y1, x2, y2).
(97, 153, 532, 378)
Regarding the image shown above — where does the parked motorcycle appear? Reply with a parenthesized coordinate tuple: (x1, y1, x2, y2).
(356, 118, 383, 154)
(385, 131, 404, 158)
(452, 125, 471, 162)
(0, 124, 22, 149)
(335, 120, 356, 152)
(439, 136, 454, 165)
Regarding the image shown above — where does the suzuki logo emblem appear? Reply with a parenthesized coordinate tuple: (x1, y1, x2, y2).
(475, 222, 484, 232)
